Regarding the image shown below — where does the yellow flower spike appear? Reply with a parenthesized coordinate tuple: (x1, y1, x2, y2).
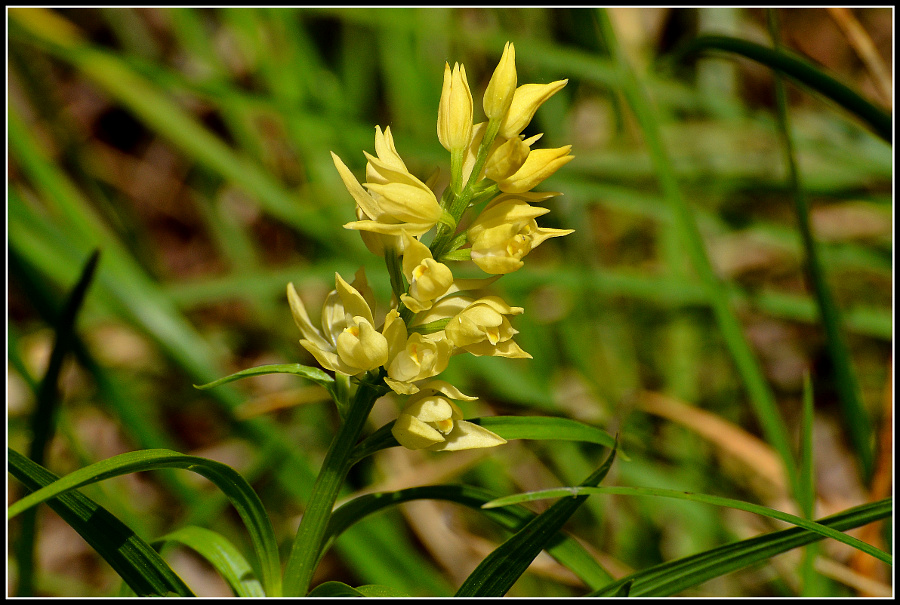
(498, 80, 568, 139)
(398, 232, 454, 313)
(437, 62, 474, 152)
(483, 41, 517, 121)
(391, 381, 506, 451)
(287, 270, 389, 376)
(468, 198, 574, 274)
(445, 297, 531, 359)
(497, 145, 574, 194)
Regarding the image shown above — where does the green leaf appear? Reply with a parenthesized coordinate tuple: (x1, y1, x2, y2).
(8, 449, 194, 597)
(590, 498, 892, 596)
(193, 362, 335, 395)
(307, 581, 410, 597)
(351, 415, 617, 464)
(154, 526, 266, 597)
(7, 448, 282, 597)
(456, 443, 618, 596)
(324, 484, 613, 590)
(307, 581, 365, 597)
(483, 486, 890, 565)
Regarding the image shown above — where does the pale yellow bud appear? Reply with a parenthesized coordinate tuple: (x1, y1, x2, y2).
(484, 134, 540, 183)
(336, 319, 389, 373)
(497, 146, 574, 194)
(499, 80, 568, 139)
(437, 62, 474, 152)
(391, 381, 506, 451)
(445, 297, 531, 359)
(468, 199, 573, 274)
(385, 333, 452, 394)
(398, 233, 454, 313)
(483, 42, 517, 121)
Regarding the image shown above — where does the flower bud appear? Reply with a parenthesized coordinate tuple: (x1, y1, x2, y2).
(497, 146, 573, 194)
(391, 381, 506, 451)
(399, 233, 454, 313)
(468, 199, 573, 274)
(385, 333, 453, 395)
(483, 42, 517, 121)
(445, 296, 531, 358)
(484, 134, 541, 183)
(437, 62, 474, 152)
(499, 80, 568, 139)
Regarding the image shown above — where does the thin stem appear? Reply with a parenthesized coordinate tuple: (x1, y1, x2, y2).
(281, 374, 386, 596)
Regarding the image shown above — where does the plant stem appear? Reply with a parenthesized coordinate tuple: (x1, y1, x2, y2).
(281, 374, 385, 596)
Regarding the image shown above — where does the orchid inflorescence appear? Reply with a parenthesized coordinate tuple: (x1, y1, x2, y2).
(288, 42, 573, 452)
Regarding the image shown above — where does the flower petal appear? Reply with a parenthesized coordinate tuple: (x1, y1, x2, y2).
(426, 420, 507, 451)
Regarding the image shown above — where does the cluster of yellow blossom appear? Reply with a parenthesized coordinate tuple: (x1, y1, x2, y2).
(288, 42, 573, 452)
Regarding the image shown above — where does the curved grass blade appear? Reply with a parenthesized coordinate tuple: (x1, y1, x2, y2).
(590, 497, 891, 596)
(325, 485, 613, 590)
(194, 363, 335, 397)
(456, 443, 617, 596)
(15, 249, 99, 596)
(483, 486, 890, 565)
(154, 526, 266, 597)
(8, 449, 194, 597)
(307, 581, 410, 597)
(350, 416, 617, 465)
(7, 448, 281, 597)
(672, 35, 892, 144)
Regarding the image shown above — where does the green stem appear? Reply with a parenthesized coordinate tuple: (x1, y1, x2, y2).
(430, 119, 503, 259)
(281, 375, 386, 596)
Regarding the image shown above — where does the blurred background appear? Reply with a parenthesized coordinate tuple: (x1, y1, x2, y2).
(7, 7, 893, 597)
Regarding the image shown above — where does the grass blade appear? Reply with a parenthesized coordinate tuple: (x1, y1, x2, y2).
(590, 497, 891, 596)
(767, 11, 874, 480)
(672, 35, 892, 144)
(455, 444, 617, 596)
(154, 526, 266, 597)
(194, 363, 336, 395)
(483, 486, 890, 565)
(14, 250, 100, 596)
(8, 449, 194, 597)
(7, 448, 282, 597)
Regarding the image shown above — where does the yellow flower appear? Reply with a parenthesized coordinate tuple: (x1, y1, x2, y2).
(287, 269, 389, 376)
(496, 145, 574, 194)
(382, 310, 452, 395)
(499, 80, 568, 139)
(483, 133, 542, 183)
(333, 126, 442, 238)
(437, 62, 474, 152)
(399, 232, 454, 313)
(483, 42, 517, 121)
(444, 296, 531, 358)
(468, 197, 574, 274)
(391, 381, 506, 451)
